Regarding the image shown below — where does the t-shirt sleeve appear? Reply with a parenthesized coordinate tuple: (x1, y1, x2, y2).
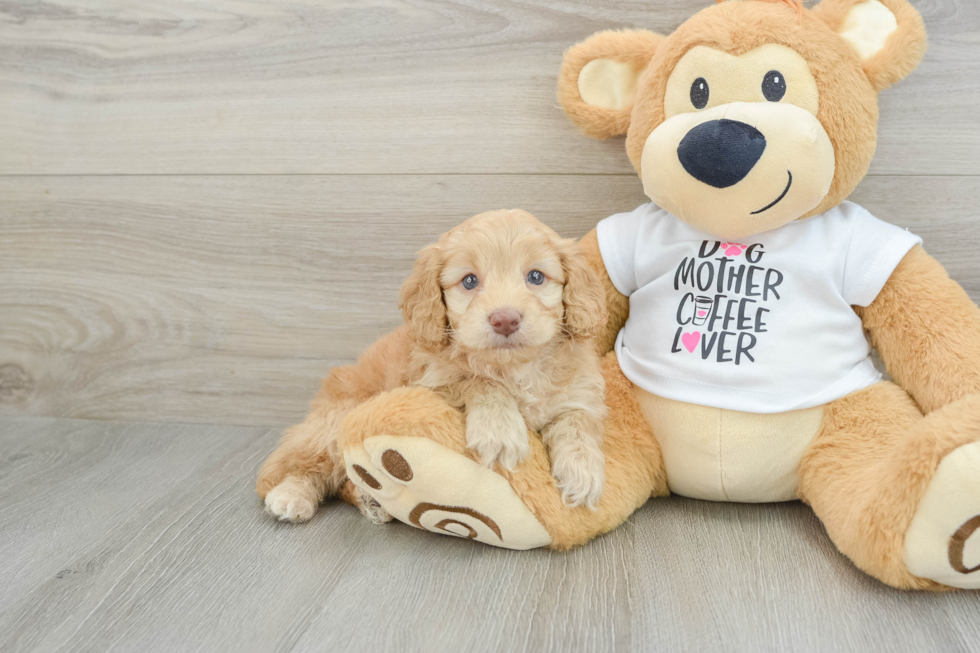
(841, 204, 922, 307)
(596, 206, 647, 296)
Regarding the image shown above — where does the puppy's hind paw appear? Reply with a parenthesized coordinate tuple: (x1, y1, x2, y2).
(361, 495, 393, 525)
(551, 443, 605, 511)
(342, 481, 394, 525)
(264, 477, 318, 522)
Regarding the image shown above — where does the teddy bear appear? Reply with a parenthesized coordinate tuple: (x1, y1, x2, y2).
(257, 0, 980, 590)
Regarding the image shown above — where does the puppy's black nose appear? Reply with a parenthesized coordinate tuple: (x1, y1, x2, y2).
(677, 119, 766, 189)
(489, 309, 521, 337)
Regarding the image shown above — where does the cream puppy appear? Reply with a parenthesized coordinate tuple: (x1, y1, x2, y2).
(258, 209, 609, 524)
(401, 209, 609, 508)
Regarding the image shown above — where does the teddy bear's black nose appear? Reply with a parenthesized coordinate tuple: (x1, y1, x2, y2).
(677, 119, 767, 189)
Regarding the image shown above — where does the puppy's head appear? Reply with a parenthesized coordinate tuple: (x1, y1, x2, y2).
(399, 210, 606, 359)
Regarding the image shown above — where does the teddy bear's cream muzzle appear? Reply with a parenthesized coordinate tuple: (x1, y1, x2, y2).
(641, 101, 836, 240)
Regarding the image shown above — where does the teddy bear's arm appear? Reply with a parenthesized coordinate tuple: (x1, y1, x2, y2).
(580, 228, 629, 355)
(856, 245, 980, 414)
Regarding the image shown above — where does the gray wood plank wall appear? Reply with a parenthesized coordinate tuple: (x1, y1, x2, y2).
(2, 0, 979, 427)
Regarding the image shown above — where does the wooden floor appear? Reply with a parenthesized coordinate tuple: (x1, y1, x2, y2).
(3, 1, 980, 651)
(1, 416, 978, 653)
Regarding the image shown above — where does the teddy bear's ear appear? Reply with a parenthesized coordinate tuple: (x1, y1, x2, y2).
(812, 0, 927, 92)
(558, 29, 664, 139)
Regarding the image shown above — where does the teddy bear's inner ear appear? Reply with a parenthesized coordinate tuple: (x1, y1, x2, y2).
(558, 29, 664, 140)
(813, 0, 927, 92)
(577, 59, 641, 111)
(837, 0, 897, 60)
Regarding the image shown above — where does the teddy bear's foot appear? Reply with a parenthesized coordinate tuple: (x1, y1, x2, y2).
(905, 440, 980, 589)
(343, 435, 552, 550)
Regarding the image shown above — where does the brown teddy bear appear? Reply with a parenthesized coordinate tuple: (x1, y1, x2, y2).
(257, 0, 980, 590)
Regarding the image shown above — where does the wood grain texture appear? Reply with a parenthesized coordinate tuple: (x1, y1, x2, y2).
(2, 174, 978, 426)
(2, 2, 979, 649)
(0, 0, 977, 175)
(1, 416, 979, 653)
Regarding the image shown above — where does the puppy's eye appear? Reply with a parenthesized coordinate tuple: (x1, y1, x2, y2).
(526, 270, 545, 286)
(762, 70, 786, 102)
(690, 77, 709, 110)
(461, 274, 479, 290)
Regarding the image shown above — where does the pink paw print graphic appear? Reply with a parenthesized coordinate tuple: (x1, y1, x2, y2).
(721, 242, 747, 257)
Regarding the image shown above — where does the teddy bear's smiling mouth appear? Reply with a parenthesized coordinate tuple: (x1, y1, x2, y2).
(750, 170, 793, 215)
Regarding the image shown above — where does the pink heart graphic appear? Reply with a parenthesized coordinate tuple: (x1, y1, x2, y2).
(681, 331, 701, 353)
(697, 310, 707, 317)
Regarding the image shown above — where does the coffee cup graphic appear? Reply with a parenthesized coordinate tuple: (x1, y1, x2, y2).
(692, 296, 712, 326)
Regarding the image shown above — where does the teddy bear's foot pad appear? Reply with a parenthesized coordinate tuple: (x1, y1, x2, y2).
(344, 435, 552, 550)
(905, 440, 980, 589)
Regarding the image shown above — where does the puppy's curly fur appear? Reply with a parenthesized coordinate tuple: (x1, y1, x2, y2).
(257, 210, 609, 522)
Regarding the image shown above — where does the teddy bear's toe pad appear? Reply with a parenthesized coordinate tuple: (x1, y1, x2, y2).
(344, 436, 552, 550)
(905, 441, 980, 589)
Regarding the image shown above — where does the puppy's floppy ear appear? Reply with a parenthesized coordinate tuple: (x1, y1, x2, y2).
(557, 238, 608, 340)
(558, 29, 664, 139)
(399, 244, 448, 349)
(813, 0, 927, 92)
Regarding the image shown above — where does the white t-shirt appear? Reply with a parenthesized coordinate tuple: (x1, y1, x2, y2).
(597, 201, 921, 414)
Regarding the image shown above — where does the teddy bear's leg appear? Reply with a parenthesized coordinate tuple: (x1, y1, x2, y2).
(798, 381, 980, 589)
(340, 386, 556, 549)
(341, 352, 668, 550)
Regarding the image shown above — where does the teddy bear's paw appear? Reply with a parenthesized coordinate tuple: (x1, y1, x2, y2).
(343, 435, 552, 550)
(550, 439, 605, 510)
(905, 440, 980, 589)
(264, 476, 318, 523)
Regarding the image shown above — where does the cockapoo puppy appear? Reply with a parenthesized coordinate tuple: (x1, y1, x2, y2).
(257, 209, 609, 524)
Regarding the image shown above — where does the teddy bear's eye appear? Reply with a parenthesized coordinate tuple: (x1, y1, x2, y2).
(526, 270, 545, 286)
(461, 274, 479, 290)
(690, 77, 709, 110)
(762, 70, 787, 102)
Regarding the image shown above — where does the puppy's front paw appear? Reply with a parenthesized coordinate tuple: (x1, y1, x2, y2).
(264, 477, 318, 522)
(466, 409, 530, 471)
(550, 440, 605, 510)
